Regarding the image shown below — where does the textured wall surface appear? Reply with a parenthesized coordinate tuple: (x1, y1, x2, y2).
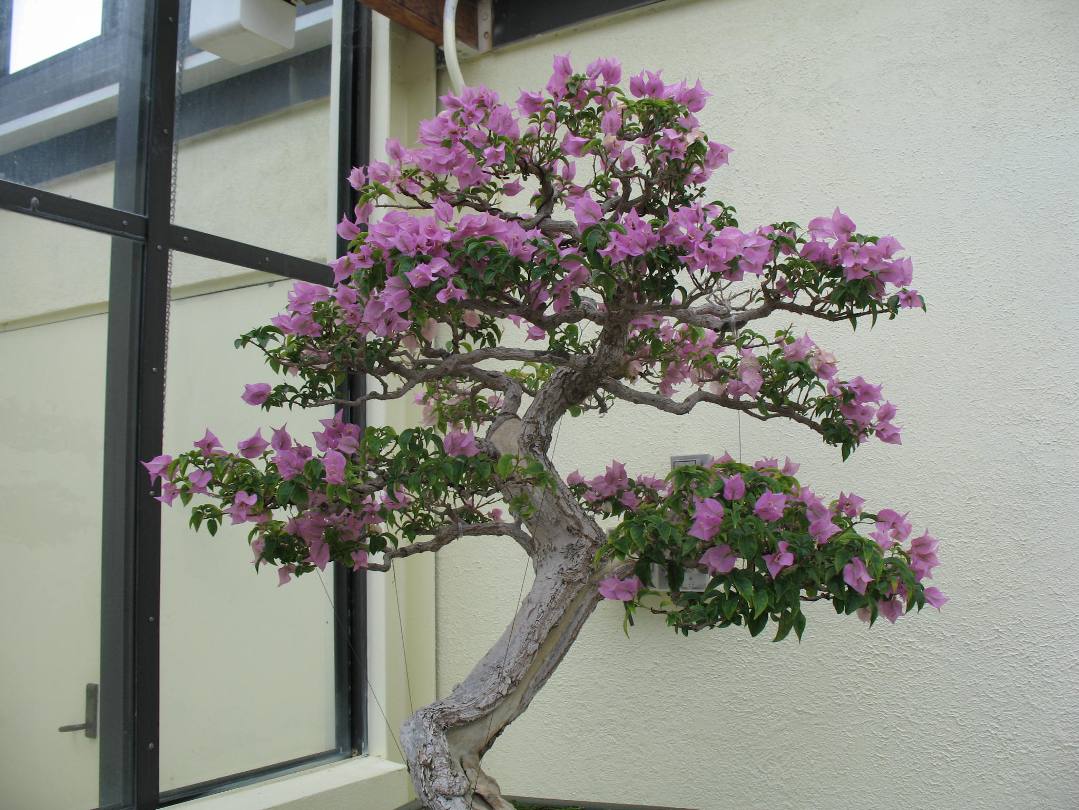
(434, 1, 1079, 807)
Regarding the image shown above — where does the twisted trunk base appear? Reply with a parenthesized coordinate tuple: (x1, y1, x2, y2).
(401, 545, 602, 809)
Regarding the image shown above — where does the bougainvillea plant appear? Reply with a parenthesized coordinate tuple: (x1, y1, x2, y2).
(147, 56, 946, 809)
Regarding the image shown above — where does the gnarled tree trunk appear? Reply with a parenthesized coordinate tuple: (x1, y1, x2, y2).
(401, 409, 609, 809)
(401, 547, 601, 808)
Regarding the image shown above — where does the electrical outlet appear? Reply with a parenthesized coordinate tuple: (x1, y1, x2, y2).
(652, 564, 711, 593)
(670, 453, 711, 468)
(650, 454, 714, 592)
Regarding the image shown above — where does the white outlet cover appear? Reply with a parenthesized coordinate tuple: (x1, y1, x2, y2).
(652, 563, 711, 593)
(189, 0, 296, 65)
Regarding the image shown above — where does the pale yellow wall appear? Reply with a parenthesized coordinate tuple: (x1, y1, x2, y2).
(0, 218, 110, 808)
(433, 1, 1079, 807)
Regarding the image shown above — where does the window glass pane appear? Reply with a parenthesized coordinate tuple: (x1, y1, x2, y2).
(172, 0, 335, 259)
(158, 257, 336, 791)
(0, 212, 115, 809)
(0, 0, 148, 212)
(9, 0, 104, 73)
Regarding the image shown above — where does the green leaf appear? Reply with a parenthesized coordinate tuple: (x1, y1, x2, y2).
(772, 613, 793, 643)
(747, 610, 768, 637)
(793, 611, 807, 641)
(495, 454, 515, 478)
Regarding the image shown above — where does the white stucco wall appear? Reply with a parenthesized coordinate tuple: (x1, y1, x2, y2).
(434, 1, 1079, 807)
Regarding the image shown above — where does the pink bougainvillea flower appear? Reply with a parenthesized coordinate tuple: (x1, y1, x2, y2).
(323, 449, 347, 485)
(571, 195, 604, 228)
(241, 383, 271, 406)
(722, 474, 745, 501)
(878, 597, 904, 624)
(436, 282, 467, 304)
(187, 468, 212, 495)
(843, 557, 873, 595)
(598, 575, 642, 602)
(336, 214, 361, 241)
(809, 515, 840, 544)
(782, 333, 816, 362)
(909, 531, 941, 581)
(763, 541, 795, 578)
(808, 207, 856, 241)
(406, 263, 438, 288)
(307, 539, 331, 571)
(193, 430, 222, 457)
(587, 461, 629, 498)
(753, 491, 788, 522)
(443, 429, 480, 457)
(688, 497, 725, 541)
(699, 544, 737, 575)
(277, 564, 296, 587)
(346, 166, 365, 189)
(270, 424, 292, 452)
(273, 445, 311, 481)
(351, 550, 369, 571)
(516, 90, 544, 116)
(836, 491, 865, 518)
(142, 454, 172, 483)
(876, 421, 903, 445)
(898, 289, 922, 309)
(228, 491, 258, 525)
(156, 480, 179, 506)
(923, 586, 949, 609)
(237, 429, 270, 459)
(586, 56, 621, 84)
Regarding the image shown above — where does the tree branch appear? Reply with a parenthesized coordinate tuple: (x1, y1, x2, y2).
(366, 521, 534, 570)
(600, 378, 826, 436)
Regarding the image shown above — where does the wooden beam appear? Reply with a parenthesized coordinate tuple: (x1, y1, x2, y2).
(358, 0, 481, 50)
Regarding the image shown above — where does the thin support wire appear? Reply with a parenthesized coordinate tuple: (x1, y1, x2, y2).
(315, 569, 408, 764)
(391, 561, 416, 716)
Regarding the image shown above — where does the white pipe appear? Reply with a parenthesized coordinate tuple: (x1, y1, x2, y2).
(442, 0, 465, 93)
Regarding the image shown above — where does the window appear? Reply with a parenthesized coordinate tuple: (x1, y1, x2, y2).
(0, 1, 370, 806)
(8, 0, 104, 72)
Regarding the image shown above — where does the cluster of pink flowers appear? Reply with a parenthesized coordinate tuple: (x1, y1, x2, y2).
(270, 487, 411, 583)
(801, 208, 918, 304)
(567, 460, 671, 512)
(829, 376, 902, 445)
(592, 454, 946, 628)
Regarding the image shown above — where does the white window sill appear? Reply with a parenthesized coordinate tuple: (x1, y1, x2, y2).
(181, 756, 412, 810)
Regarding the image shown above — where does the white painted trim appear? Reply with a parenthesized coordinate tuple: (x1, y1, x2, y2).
(180, 756, 411, 810)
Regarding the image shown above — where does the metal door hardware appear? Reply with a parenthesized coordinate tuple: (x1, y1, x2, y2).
(57, 683, 98, 739)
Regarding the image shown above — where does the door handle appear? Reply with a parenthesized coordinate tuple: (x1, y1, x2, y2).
(57, 683, 98, 739)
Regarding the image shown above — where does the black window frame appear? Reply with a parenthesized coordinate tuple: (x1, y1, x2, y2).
(0, 1, 370, 807)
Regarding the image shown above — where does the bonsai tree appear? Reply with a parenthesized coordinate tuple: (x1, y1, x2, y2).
(148, 56, 947, 809)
